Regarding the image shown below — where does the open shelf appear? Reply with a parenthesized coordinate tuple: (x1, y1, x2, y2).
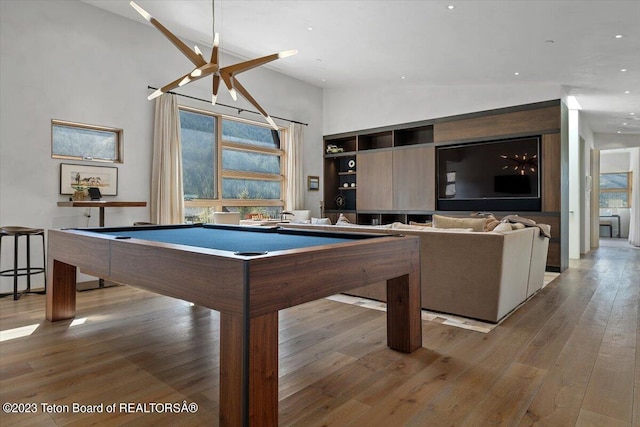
(394, 126, 434, 146)
(358, 131, 393, 150)
(325, 136, 356, 154)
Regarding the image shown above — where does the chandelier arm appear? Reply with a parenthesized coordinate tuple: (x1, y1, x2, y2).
(231, 78, 278, 129)
(220, 53, 280, 77)
(210, 34, 220, 64)
(130, 1, 206, 68)
(152, 70, 209, 99)
(212, 74, 221, 104)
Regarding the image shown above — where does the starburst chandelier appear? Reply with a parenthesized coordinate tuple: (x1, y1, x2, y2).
(130, 1, 297, 129)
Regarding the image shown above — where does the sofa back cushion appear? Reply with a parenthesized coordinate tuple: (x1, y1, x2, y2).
(432, 214, 488, 232)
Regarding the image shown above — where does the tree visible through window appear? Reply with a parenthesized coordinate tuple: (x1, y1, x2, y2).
(179, 107, 285, 223)
(51, 120, 122, 163)
(180, 109, 216, 200)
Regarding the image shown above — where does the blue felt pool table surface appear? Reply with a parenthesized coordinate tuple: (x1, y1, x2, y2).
(96, 224, 379, 254)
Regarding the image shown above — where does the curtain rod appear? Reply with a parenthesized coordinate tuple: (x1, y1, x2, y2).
(147, 86, 308, 127)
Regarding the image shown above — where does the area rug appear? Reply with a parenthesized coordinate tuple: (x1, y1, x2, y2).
(327, 272, 561, 333)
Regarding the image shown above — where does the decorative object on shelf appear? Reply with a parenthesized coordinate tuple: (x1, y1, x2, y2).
(335, 194, 346, 208)
(307, 176, 319, 191)
(500, 153, 537, 175)
(60, 163, 118, 196)
(343, 183, 349, 188)
(71, 186, 88, 201)
(326, 144, 344, 154)
(129, 1, 296, 130)
(348, 159, 356, 169)
(350, 183, 356, 188)
(280, 211, 293, 221)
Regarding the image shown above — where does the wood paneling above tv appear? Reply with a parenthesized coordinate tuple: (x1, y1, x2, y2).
(434, 104, 561, 144)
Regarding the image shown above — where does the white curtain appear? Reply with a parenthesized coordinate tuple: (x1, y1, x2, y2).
(151, 94, 184, 224)
(629, 147, 640, 246)
(284, 122, 304, 210)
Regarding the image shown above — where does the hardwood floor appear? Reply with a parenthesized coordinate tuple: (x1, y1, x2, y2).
(1, 245, 638, 426)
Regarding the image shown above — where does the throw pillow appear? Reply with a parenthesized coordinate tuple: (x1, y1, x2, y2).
(432, 214, 487, 232)
(336, 213, 352, 225)
(311, 217, 332, 225)
(482, 215, 499, 231)
(492, 222, 513, 233)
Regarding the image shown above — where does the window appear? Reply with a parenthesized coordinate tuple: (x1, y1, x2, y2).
(599, 172, 632, 208)
(180, 109, 216, 200)
(52, 120, 123, 163)
(180, 107, 285, 223)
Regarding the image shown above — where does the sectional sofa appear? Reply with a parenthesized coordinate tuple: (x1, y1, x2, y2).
(281, 216, 550, 323)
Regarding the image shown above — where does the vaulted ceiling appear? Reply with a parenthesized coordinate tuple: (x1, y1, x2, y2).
(83, 0, 640, 136)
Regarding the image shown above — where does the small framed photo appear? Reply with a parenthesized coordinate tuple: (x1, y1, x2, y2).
(60, 163, 118, 195)
(308, 175, 320, 191)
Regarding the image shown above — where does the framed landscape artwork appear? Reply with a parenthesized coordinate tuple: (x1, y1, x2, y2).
(60, 163, 118, 195)
(308, 176, 320, 191)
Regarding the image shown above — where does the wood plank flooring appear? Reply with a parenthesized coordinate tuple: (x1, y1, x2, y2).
(0, 245, 638, 426)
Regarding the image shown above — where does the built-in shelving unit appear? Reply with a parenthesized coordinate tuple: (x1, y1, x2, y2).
(323, 124, 434, 213)
(323, 100, 566, 271)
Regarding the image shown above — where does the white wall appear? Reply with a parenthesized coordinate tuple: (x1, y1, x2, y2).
(0, 0, 323, 291)
(601, 151, 631, 172)
(578, 112, 595, 254)
(323, 82, 561, 135)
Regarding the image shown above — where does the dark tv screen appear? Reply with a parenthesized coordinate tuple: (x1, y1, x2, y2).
(437, 136, 541, 211)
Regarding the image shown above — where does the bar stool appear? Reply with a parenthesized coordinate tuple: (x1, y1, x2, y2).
(0, 226, 46, 300)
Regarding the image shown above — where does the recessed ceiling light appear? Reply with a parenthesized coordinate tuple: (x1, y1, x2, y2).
(623, 122, 628, 125)
(514, 72, 520, 76)
(308, 27, 313, 31)
(615, 34, 623, 38)
(447, 5, 455, 10)
(621, 68, 627, 72)
(625, 90, 631, 94)
(401, 76, 406, 79)
(631, 112, 636, 115)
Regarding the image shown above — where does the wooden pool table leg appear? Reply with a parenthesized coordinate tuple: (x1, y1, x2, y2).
(386, 271, 422, 353)
(46, 259, 77, 321)
(220, 311, 278, 427)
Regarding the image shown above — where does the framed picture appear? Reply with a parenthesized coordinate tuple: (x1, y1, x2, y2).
(60, 163, 118, 195)
(308, 175, 320, 191)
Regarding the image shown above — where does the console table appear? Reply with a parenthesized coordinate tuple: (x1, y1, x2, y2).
(599, 214, 621, 238)
(57, 201, 147, 290)
(57, 201, 147, 227)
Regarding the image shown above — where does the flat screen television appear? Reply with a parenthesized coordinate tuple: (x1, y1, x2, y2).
(437, 136, 541, 211)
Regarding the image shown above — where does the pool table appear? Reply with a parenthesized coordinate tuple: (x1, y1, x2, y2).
(46, 224, 421, 426)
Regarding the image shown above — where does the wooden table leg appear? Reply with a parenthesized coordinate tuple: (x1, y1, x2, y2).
(46, 259, 77, 321)
(386, 271, 422, 353)
(220, 311, 278, 427)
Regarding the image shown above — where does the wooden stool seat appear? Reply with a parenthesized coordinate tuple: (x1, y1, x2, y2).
(0, 226, 46, 300)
